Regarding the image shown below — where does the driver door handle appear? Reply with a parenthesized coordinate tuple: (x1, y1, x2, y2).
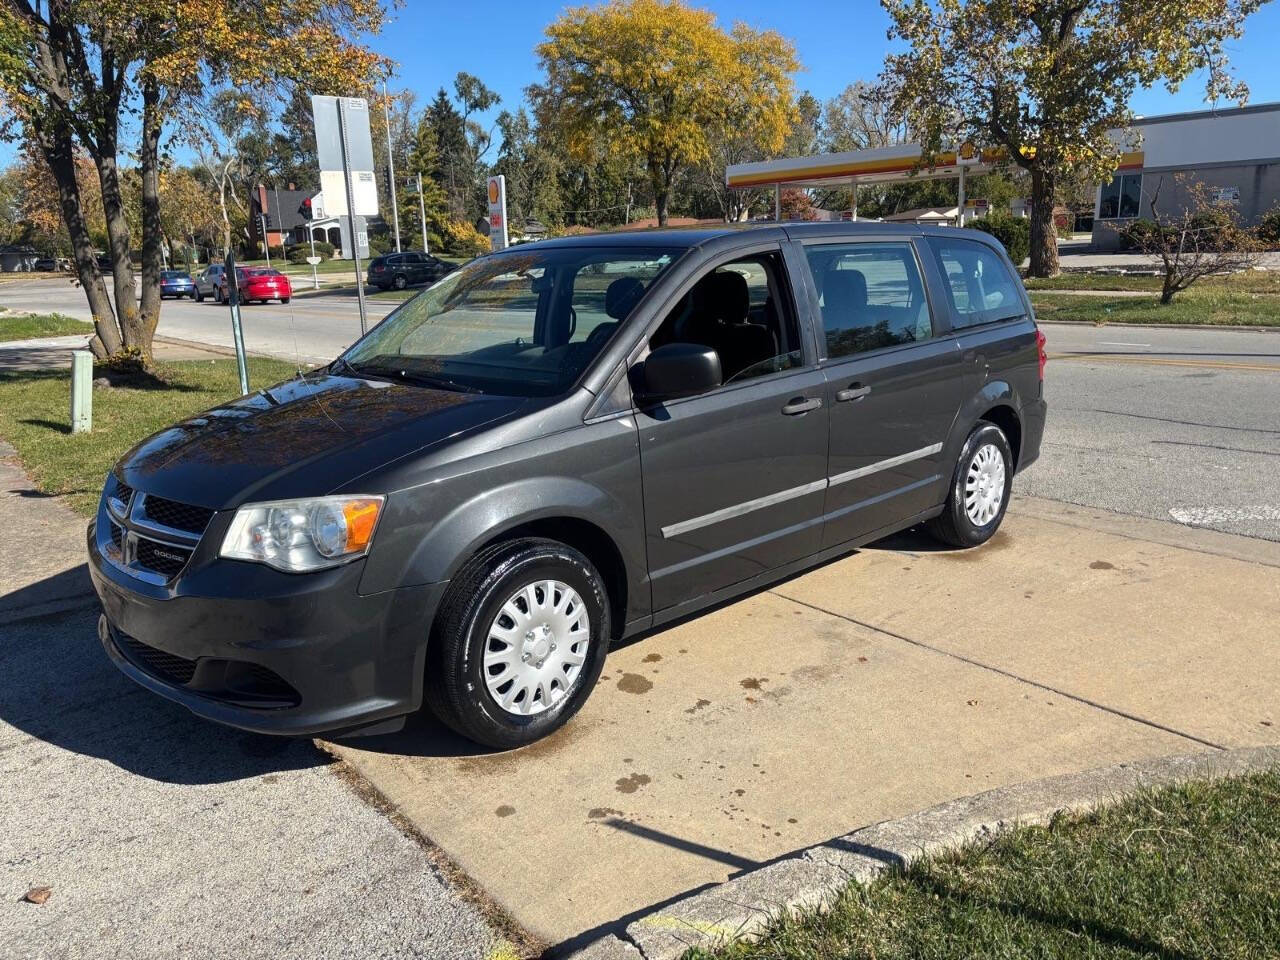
(835, 384, 871, 402)
(781, 396, 822, 416)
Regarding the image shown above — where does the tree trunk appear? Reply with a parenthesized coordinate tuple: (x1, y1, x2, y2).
(94, 151, 141, 346)
(649, 161, 668, 227)
(136, 79, 164, 365)
(30, 117, 122, 358)
(1028, 166, 1059, 278)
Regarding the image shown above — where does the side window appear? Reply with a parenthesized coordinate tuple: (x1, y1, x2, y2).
(926, 238, 1025, 329)
(649, 251, 803, 385)
(802, 242, 932, 359)
(566, 256, 669, 344)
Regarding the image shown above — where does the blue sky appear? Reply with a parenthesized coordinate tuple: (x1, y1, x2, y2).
(7, 0, 1280, 165)
(389, 0, 1280, 131)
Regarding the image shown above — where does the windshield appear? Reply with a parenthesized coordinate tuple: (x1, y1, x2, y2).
(341, 245, 681, 397)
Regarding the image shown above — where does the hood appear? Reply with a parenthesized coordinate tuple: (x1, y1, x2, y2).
(116, 373, 530, 509)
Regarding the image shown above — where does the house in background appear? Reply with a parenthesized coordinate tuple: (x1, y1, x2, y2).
(0, 245, 38, 272)
(247, 183, 373, 260)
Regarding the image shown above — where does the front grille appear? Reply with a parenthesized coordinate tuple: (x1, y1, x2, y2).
(135, 537, 193, 579)
(141, 496, 214, 535)
(116, 632, 198, 685)
(114, 479, 134, 503)
(108, 521, 124, 550)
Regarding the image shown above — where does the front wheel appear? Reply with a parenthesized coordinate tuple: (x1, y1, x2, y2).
(393, 273, 407, 290)
(927, 421, 1013, 548)
(424, 538, 611, 749)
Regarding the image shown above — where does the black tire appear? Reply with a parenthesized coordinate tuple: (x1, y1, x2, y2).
(190, 290, 198, 300)
(393, 273, 407, 290)
(927, 420, 1014, 548)
(424, 538, 611, 749)
(281, 296, 290, 304)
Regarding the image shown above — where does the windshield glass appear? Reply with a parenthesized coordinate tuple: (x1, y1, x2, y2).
(341, 245, 681, 396)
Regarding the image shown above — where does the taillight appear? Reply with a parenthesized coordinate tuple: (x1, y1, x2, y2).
(1036, 328, 1047, 381)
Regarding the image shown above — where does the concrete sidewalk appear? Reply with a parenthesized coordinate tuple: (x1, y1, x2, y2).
(328, 498, 1280, 953)
(0, 448, 501, 960)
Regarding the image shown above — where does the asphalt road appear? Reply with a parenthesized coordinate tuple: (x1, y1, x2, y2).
(1020, 323, 1280, 541)
(3, 277, 1277, 540)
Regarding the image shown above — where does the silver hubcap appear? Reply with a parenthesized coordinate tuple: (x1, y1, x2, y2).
(965, 442, 1006, 527)
(483, 580, 590, 717)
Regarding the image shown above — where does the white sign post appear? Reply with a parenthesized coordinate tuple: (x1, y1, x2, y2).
(487, 175, 509, 252)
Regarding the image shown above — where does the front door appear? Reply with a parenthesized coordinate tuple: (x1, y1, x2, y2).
(798, 239, 968, 547)
(635, 248, 829, 613)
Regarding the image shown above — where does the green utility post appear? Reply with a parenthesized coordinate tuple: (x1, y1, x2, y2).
(70, 349, 93, 433)
(225, 252, 250, 395)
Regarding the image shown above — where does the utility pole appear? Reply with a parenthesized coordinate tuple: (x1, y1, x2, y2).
(417, 172, 429, 254)
(383, 79, 401, 252)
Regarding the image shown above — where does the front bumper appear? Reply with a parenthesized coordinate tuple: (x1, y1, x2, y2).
(88, 515, 447, 737)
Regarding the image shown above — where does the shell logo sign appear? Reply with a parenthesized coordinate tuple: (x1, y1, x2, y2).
(487, 175, 508, 252)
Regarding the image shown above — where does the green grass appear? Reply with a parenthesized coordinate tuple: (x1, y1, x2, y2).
(1025, 271, 1280, 295)
(0, 357, 297, 516)
(1029, 289, 1280, 326)
(0, 312, 93, 342)
(695, 770, 1280, 960)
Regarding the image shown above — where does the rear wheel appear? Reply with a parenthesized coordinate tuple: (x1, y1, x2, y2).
(281, 296, 290, 304)
(424, 538, 610, 749)
(927, 421, 1013, 548)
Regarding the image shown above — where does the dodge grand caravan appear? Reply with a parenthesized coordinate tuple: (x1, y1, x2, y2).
(88, 223, 1047, 749)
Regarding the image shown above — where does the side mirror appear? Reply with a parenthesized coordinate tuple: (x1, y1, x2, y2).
(633, 342, 722, 404)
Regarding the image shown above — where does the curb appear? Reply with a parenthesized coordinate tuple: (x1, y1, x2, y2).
(567, 745, 1280, 960)
(1035, 318, 1279, 333)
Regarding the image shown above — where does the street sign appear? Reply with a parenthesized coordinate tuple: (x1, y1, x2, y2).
(311, 93, 375, 335)
(312, 97, 379, 218)
(487, 175, 509, 252)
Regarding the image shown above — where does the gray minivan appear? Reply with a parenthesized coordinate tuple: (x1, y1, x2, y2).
(88, 222, 1047, 748)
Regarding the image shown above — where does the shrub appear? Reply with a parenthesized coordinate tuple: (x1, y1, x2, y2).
(1118, 218, 1166, 250)
(1258, 207, 1280, 248)
(967, 212, 1030, 266)
(311, 240, 335, 258)
(367, 236, 392, 256)
(266, 244, 286, 261)
(442, 219, 491, 257)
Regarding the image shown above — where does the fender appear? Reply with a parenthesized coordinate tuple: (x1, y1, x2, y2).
(943, 378, 1023, 468)
(359, 474, 647, 619)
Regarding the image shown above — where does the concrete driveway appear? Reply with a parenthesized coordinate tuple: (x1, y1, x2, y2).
(328, 498, 1280, 951)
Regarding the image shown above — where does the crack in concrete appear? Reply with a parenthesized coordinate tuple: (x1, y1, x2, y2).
(770, 591, 1227, 753)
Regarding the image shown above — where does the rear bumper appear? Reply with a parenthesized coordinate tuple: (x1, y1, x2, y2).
(88, 518, 447, 737)
(1017, 393, 1048, 472)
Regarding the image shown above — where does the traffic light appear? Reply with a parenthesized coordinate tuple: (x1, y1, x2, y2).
(298, 197, 313, 220)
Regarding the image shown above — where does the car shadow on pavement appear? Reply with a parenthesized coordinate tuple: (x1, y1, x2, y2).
(0, 602, 326, 785)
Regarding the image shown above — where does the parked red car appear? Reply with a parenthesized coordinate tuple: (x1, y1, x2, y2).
(237, 268, 292, 305)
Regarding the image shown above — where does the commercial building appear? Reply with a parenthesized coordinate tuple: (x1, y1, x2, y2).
(1091, 102, 1280, 248)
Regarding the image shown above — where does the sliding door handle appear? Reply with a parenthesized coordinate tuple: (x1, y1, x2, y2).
(835, 384, 871, 402)
(781, 396, 822, 416)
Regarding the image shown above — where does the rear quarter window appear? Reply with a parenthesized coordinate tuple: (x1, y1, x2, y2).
(926, 237, 1025, 329)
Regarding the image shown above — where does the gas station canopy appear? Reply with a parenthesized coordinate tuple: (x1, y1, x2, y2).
(725, 142, 1000, 192)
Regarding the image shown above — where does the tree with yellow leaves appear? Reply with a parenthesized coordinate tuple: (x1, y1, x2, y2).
(0, 0, 389, 364)
(531, 0, 799, 227)
(881, 0, 1265, 277)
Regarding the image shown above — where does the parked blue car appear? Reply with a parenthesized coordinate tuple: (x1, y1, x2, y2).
(160, 270, 197, 300)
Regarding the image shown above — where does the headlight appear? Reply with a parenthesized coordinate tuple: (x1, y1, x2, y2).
(220, 495, 385, 572)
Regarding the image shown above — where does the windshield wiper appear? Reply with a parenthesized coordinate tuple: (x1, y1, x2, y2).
(393, 370, 483, 394)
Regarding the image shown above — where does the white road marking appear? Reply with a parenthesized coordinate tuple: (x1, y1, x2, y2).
(1098, 341, 1150, 347)
(1169, 506, 1280, 525)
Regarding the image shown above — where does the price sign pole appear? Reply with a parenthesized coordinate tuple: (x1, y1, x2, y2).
(337, 98, 369, 335)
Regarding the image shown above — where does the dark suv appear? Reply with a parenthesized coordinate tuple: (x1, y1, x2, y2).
(367, 251, 454, 290)
(88, 223, 1046, 748)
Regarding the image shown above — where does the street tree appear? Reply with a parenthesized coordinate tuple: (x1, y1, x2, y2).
(531, 0, 798, 227)
(880, 0, 1263, 277)
(1131, 176, 1261, 304)
(0, 0, 389, 364)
